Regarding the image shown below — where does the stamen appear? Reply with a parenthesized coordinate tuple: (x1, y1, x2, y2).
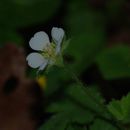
(41, 43, 56, 60)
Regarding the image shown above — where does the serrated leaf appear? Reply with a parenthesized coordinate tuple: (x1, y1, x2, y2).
(90, 119, 118, 130)
(65, 84, 110, 118)
(47, 99, 94, 124)
(39, 113, 69, 130)
(108, 93, 130, 123)
(108, 100, 124, 120)
(86, 86, 105, 104)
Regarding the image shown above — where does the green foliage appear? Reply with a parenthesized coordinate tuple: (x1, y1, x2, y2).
(47, 99, 94, 124)
(40, 84, 112, 130)
(67, 124, 86, 130)
(96, 45, 130, 79)
(108, 93, 130, 124)
(0, 0, 129, 129)
(43, 66, 77, 97)
(39, 113, 69, 130)
(64, 33, 105, 75)
(39, 83, 121, 130)
(0, 0, 61, 28)
(65, 0, 105, 35)
(66, 84, 110, 118)
(63, 0, 106, 75)
(90, 119, 118, 130)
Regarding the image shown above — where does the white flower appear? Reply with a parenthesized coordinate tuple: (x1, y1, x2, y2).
(26, 27, 65, 71)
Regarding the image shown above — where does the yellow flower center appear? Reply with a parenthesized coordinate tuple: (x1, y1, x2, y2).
(42, 43, 56, 60)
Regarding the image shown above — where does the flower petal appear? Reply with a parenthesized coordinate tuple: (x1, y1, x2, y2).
(55, 44, 61, 54)
(38, 60, 48, 71)
(26, 53, 47, 68)
(51, 27, 64, 45)
(29, 31, 50, 51)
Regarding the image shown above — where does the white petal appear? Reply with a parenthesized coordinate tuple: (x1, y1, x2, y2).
(51, 27, 64, 45)
(26, 53, 47, 68)
(29, 31, 50, 51)
(38, 60, 48, 71)
(55, 44, 61, 54)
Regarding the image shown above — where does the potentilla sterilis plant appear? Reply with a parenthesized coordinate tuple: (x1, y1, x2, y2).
(26, 27, 65, 72)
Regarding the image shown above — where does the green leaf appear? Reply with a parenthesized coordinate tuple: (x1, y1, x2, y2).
(44, 66, 62, 96)
(44, 66, 72, 96)
(96, 44, 130, 79)
(64, 0, 106, 75)
(64, 33, 105, 75)
(39, 113, 69, 130)
(47, 99, 94, 124)
(67, 125, 75, 130)
(108, 100, 123, 120)
(108, 93, 130, 123)
(90, 119, 118, 130)
(67, 124, 87, 130)
(65, 0, 105, 36)
(86, 86, 105, 104)
(65, 84, 110, 118)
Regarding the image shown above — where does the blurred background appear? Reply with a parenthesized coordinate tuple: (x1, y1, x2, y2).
(0, 0, 130, 129)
